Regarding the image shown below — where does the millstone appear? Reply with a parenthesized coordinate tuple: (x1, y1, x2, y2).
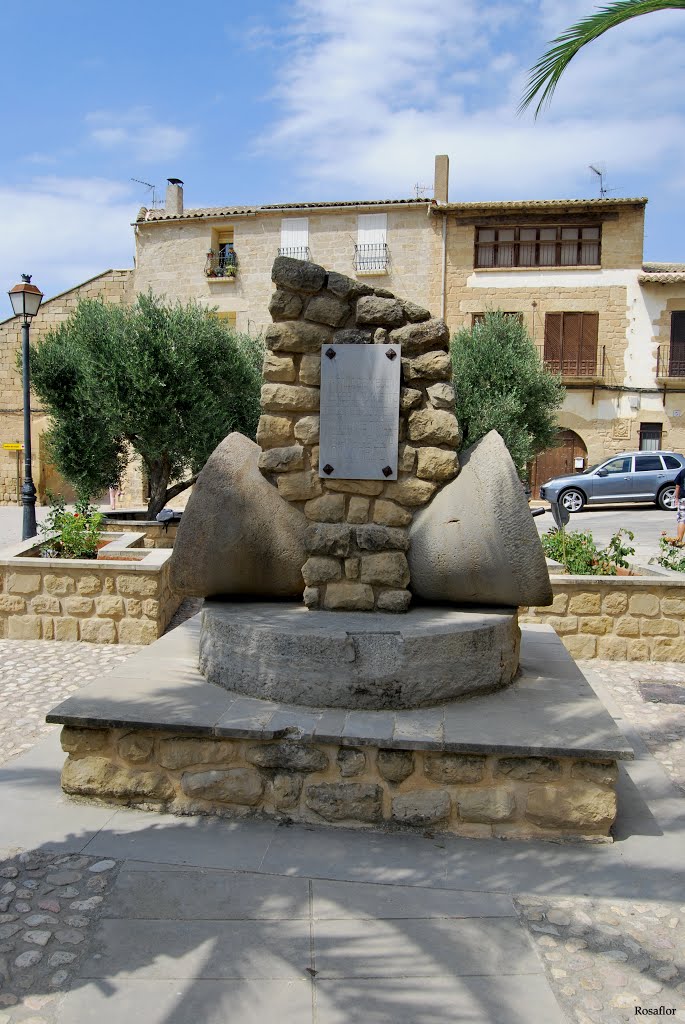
(199, 601, 520, 710)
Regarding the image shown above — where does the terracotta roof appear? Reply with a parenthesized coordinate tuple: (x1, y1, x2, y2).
(136, 197, 430, 223)
(437, 197, 647, 213)
(642, 262, 685, 273)
(639, 271, 685, 284)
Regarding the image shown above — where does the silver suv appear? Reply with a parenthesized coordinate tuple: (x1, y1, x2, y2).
(539, 450, 685, 512)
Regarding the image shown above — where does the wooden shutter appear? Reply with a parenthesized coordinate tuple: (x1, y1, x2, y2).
(560, 313, 582, 374)
(579, 312, 599, 375)
(671, 312, 685, 376)
(543, 313, 563, 373)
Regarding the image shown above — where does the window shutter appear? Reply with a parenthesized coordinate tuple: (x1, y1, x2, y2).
(561, 313, 582, 374)
(280, 218, 308, 250)
(357, 213, 387, 245)
(543, 314, 563, 372)
(579, 313, 599, 375)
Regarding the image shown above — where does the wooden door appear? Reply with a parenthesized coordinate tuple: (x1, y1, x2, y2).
(529, 430, 588, 499)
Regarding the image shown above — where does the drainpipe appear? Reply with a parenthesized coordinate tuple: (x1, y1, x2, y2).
(441, 213, 447, 321)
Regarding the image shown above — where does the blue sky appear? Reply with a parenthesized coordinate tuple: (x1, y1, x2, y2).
(1, 0, 684, 314)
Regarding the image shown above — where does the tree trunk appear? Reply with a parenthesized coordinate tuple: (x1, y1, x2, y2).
(146, 458, 170, 518)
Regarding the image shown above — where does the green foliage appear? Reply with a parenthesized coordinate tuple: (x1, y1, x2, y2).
(520, 0, 685, 117)
(542, 527, 635, 575)
(40, 493, 104, 559)
(450, 310, 565, 475)
(656, 536, 685, 572)
(30, 293, 264, 516)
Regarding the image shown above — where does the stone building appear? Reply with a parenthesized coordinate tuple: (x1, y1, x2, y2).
(1, 155, 683, 506)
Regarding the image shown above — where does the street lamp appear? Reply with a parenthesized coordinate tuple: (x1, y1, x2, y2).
(8, 274, 43, 540)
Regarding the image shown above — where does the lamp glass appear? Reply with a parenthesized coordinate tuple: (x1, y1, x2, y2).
(23, 288, 42, 317)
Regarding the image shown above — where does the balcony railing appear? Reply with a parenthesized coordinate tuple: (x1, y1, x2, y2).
(537, 344, 606, 379)
(354, 243, 389, 274)
(278, 246, 310, 261)
(657, 344, 685, 378)
(205, 249, 238, 279)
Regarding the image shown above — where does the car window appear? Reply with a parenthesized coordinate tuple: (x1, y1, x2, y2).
(663, 455, 681, 469)
(635, 455, 663, 472)
(602, 457, 631, 474)
(582, 463, 600, 474)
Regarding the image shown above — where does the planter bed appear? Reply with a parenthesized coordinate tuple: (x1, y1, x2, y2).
(0, 532, 181, 644)
(100, 511, 181, 549)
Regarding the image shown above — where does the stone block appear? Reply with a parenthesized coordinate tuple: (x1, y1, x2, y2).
(324, 582, 375, 611)
(402, 300, 431, 323)
(118, 620, 158, 645)
(389, 318, 449, 356)
(246, 741, 328, 772)
(299, 354, 321, 386)
(615, 616, 639, 637)
(376, 749, 414, 783)
(271, 773, 303, 809)
(597, 635, 628, 659)
(400, 387, 423, 412)
(157, 738, 237, 769)
(374, 328, 388, 344)
(306, 524, 354, 557)
(303, 587, 320, 608)
(64, 596, 93, 616)
(0, 595, 26, 613)
(142, 599, 159, 619)
(266, 321, 332, 354)
(118, 734, 154, 763)
(95, 596, 125, 619)
(407, 409, 459, 445)
(650, 637, 685, 661)
(301, 557, 342, 586)
(337, 748, 366, 777)
(181, 768, 264, 806)
(426, 382, 456, 409)
(261, 384, 320, 413)
(457, 788, 516, 823)
(543, 614, 578, 635)
(44, 575, 76, 596)
(347, 497, 370, 524)
(258, 445, 306, 473)
(325, 479, 383, 496)
(627, 639, 651, 660)
(7, 573, 42, 595)
(79, 620, 117, 644)
(640, 618, 680, 637)
(571, 760, 618, 787)
(262, 352, 297, 383)
(402, 351, 452, 381)
(345, 558, 360, 580)
(54, 618, 79, 641)
(525, 782, 616, 832)
(568, 592, 601, 615)
(304, 292, 350, 328)
(578, 615, 613, 636)
(360, 552, 410, 588)
(62, 757, 173, 802)
(495, 757, 561, 782)
(355, 525, 410, 552)
(60, 727, 110, 755)
(327, 271, 372, 301)
(628, 593, 660, 617)
(294, 415, 320, 445)
(277, 471, 323, 501)
(562, 635, 597, 659)
(268, 289, 303, 321)
(392, 790, 451, 827)
(398, 444, 416, 473)
(549, 592, 569, 614)
(425, 753, 485, 784)
(256, 415, 295, 449)
(334, 328, 373, 345)
(76, 575, 102, 596)
(305, 782, 383, 822)
(373, 500, 413, 527)
(376, 589, 411, 612)
(602, 592, 628, 616)
(272, 256, 327, 294)
(355, 296, 405, 327)
(304, 494, 345, 522)
(30, 595, 61, 615)
(116, 576, 157, 597)
(662, 598, 685, 616)
(416, 448, 459, 482)
(8, 616, 42, 640)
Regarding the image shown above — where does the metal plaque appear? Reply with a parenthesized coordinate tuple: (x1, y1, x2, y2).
(319, 344, 401, 480)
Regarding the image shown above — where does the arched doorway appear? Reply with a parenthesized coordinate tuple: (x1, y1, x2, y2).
(530, 429, 588, 499)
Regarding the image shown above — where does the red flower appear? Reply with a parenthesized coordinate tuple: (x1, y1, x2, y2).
(73, 513, 80, 519)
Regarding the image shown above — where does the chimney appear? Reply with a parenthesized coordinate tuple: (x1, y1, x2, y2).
(166, 178, 184, 216)
(434, 155, 449, 204)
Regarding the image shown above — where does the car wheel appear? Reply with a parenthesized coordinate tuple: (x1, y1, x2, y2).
(658, 485, 677, 511)
(559, 488, 585, 513)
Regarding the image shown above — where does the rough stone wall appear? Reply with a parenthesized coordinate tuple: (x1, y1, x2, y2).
(255, 256, 460, 612)
(99, 519, 179, 549)
(521, 577, 685, 660)
(59, 727, 619, 841)
(0, 560, 180, 644)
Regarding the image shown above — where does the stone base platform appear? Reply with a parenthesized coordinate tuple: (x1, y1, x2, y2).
(46, 617, 633, 842)
(199, 601, 520, 709)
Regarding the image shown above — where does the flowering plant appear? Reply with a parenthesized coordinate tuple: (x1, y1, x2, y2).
(40, 494, 104, 559)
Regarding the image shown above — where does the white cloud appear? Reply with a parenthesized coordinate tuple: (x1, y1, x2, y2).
(0, 177, 137, 318)
(85, 107, 189, 162)
(260, 0, 685, 202)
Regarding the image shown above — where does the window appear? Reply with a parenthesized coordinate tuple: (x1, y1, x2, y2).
(635, 454, 663, 472)
(355, 213, 388, 273)
(669, 311, 685, 377)
(639, 422, 662, 451)
(472, 312, 523, 327)
(543, 312, 599, 377)
(206, 228, 237, 278)
(279, 218, 309, 260)
(475, 225, 600, 268)
(603, 457, 631, 474)
(664, 455, 681, 469)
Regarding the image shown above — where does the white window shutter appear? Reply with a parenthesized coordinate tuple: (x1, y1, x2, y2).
(357, 213, 387, 245)
(280, 218, 309, 249)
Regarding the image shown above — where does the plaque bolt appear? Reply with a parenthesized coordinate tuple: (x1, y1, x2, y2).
(325, 348, 336, 359)
(323, 464, 334, 475)
(382, 466, 393, 477)
(385, 348, 397, 360)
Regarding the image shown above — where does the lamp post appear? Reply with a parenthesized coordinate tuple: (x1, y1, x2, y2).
(8, 275, 43, 540)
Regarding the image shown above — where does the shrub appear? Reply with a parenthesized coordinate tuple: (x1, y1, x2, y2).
(40, 494, 104, 560)
(542, 527, 634, 575)
(656, 536, 685, 573)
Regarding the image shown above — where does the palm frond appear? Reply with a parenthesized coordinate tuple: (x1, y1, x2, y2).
(520, 0, 685, 117)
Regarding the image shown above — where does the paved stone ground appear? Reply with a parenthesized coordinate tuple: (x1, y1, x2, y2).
(0, 643, 684, 1021)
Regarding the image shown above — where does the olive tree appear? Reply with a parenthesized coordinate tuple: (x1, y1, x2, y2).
(30, 293, 263, 517)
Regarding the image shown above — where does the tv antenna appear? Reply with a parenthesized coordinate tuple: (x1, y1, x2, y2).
(414, 182, 434, 199)
(588, 163, 621, 199)
(131, 177, 161, 207)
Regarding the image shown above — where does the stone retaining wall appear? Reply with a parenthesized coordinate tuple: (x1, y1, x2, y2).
(521, 575, 685, 660)
(256, 256, 460, 612)
(0, 539, 181, 644)
(100, 518, 179, 549)
(59, 727, 618, 841)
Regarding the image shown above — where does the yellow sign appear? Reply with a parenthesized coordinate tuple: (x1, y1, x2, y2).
(2, 443, 22, 451)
